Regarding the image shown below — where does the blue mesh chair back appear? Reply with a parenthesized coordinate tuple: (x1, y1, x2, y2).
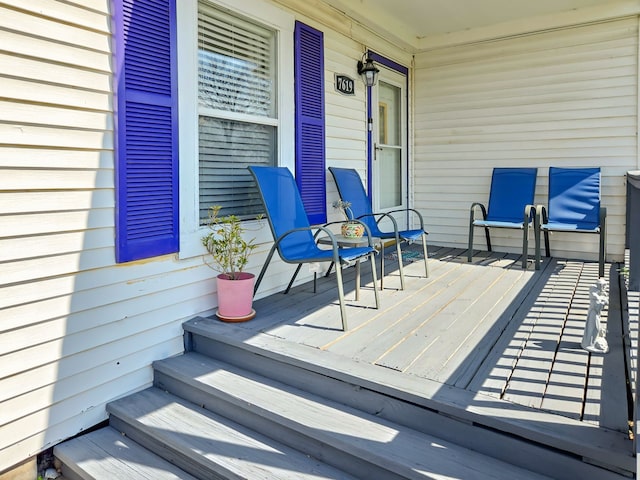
(329, 167, 429, 290)
(486, 168, 537, 225)
(546, 167, 601, 231)
(468, 168, 538, 269)
(248, 166, 379, 330)
(537, 167, 606, 277)
(330, 168, 381, 236)
(251, 166, 330, 263)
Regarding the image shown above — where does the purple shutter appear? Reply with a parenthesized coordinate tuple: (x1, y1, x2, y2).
(113, 0, 179, 262)
(294, 22, 326, 225)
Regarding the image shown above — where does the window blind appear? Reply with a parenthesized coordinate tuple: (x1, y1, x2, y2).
(198, 2, 277, 222)
(198, 117, 274, 220)
(198, 4, 275, 117)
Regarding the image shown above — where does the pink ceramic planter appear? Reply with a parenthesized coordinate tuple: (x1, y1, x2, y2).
(216, 272, 256, 322)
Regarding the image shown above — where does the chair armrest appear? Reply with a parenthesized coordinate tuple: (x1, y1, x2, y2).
(386, 207, 426, 230)
(274, 225, 323, 243)
(356, 212, 401, 240)
(469, 202, 487, 223)
(523, 204, 536, 226)
(534, 204, 548, 226)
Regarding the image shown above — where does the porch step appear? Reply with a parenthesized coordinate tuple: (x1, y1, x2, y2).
(183, 316, 634, 479)
(55, 356, 547, 480)
(153, 351, 550, 480)
(56, 387, 356, 480)
(54, 315, 633, 479)
(108, 387, 360, 479)
(54, 427, 199, 480)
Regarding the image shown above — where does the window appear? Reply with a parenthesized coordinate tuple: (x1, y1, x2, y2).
(197, 2, 278, 222)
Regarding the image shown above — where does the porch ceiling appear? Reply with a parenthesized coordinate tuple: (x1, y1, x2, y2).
(323, 0, 636, 51)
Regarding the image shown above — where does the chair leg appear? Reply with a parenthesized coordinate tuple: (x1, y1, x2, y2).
(467, 220, 475, 263)
(534, 206, 544, 271)
(285, 264, 303, 294)
(599, 207, 607, 278)
(334, 261, 348, 331)
(534, 224, 541, 271)
(484, 226, 492, 252)
(325, 262, 334, 277)
(379, 240, 385, 289)
(369, 252, 380, 309)
(254, 245, 277, 295)
(544, 230, 551, 258)
(395, 242, 406, 290)
(421, 234, 429, 277)
(521, 225, 529, 270)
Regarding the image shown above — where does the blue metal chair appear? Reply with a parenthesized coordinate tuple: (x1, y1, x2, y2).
(248, 166, 380, 331)
(536, 167, 606, 277)
(328, 167, 428, 290)
(468, 168, 538, 269)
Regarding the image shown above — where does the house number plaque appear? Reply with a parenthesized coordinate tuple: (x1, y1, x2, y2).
(335, 74, 355, 95)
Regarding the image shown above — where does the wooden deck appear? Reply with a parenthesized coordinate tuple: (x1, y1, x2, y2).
(227, 245, 635, 436)
(55, 246, 639, 479)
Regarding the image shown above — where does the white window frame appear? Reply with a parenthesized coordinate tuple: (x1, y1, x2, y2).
(177, 0, 294, 258)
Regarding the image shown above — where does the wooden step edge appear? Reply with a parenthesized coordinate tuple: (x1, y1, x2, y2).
(183, 316, 635, 475)
(107, 388, 359, 480)
(54, 427, 198, 480)
(153, 354, 554, 480)
(158, 351, 628, 480)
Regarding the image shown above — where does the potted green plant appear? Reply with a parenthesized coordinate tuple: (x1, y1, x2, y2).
(201, 205, 259, 322)
(333, 200, 364, 238)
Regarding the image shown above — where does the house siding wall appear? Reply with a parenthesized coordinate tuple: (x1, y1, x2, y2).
(0, 0, 406, 473)
(0, 1, 213, 472)
(414, 17, 638, 262)
(3, 0, 637, 474)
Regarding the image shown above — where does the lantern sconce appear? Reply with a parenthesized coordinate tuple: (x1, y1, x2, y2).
(357, 52, 379, 87)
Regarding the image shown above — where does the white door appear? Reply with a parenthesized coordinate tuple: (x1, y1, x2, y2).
(372, 66, 408, 228)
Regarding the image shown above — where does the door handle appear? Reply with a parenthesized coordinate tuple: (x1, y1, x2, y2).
(374, 143, 382, 161)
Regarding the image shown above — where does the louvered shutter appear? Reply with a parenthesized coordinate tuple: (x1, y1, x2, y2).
(294, 22, 326, 225)
(113, 0, 179, 262)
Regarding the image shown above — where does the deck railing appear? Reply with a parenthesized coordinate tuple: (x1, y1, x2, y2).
(626, 171, 640, 291)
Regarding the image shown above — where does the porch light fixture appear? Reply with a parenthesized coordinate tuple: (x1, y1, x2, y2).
(357, 53, 379, 87)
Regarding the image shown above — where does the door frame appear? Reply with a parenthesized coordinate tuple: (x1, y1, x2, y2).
(366, 51, 409, 201)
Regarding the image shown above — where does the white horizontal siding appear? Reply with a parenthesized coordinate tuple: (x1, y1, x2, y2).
(414, 18, 638, 262)
(324, 30, 369, 174)
(0, 2, 411, 471)
(0, 1, 215, 472)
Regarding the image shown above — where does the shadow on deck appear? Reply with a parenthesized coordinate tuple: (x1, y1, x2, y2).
(208, 244, 636, 475)
(54, 245, 638, 479)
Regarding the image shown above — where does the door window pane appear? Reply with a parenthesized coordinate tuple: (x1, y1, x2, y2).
(379, 81, 400, 146)
(378, 148, 401, 209)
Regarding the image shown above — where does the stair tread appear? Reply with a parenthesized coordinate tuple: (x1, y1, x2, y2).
(54, 426, 198, 480)
(107, 387, 358, 480)
(184, 315, 633, 473)
(153, 352, 551, 480)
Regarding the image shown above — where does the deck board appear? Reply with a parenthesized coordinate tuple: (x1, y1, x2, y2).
(55, 427, 200, 480)
(595, 265, 632, 433)
(501, 262, 581, 410)
(340, 261, 470, 365)
(403, 254, 532, 382)
(244, 245, 633, 438)
(185, 316, 635, 475)
(376, 259, 515, 373)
